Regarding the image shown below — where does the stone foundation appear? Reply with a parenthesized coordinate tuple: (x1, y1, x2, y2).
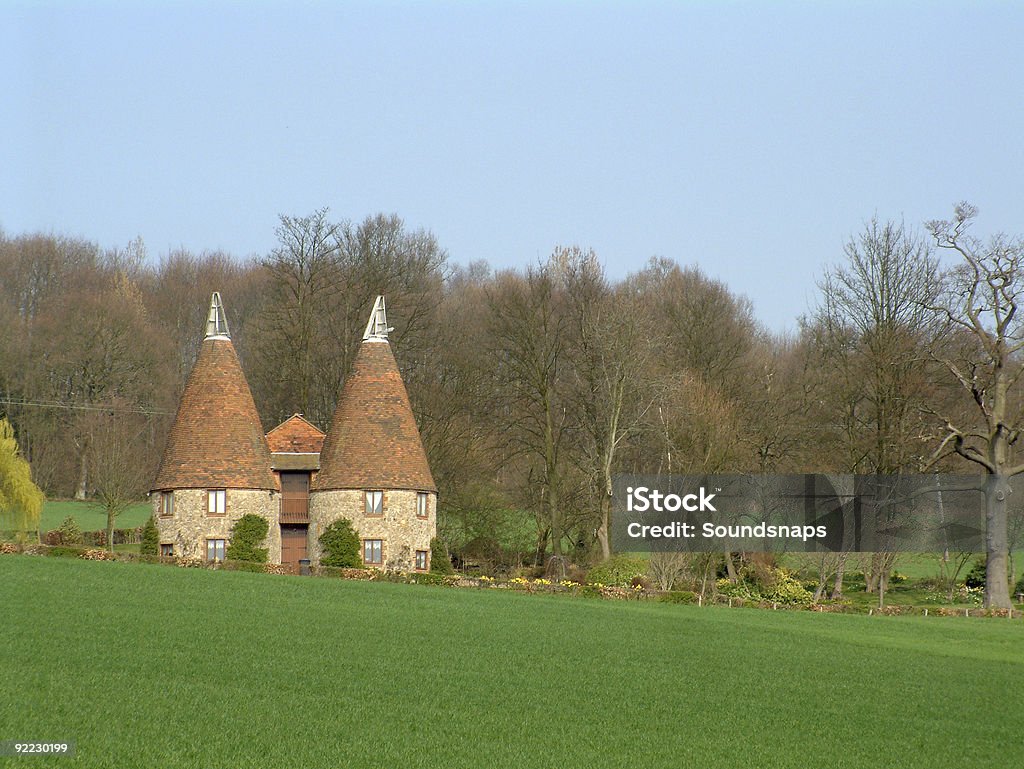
(152, 488, 281, 562)
(309, 489, 436, 570)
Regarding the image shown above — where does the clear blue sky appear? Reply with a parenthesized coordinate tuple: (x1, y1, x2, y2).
(3, 1, 1022, 332)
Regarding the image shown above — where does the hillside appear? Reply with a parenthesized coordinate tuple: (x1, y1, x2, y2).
(2, 556, 1022, 768)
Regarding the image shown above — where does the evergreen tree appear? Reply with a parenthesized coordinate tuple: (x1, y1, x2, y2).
(140, 515, 160, 556)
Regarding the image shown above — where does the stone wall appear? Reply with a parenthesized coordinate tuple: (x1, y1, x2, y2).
(152, 488, 281, 562)
(308, 489, 436, 570)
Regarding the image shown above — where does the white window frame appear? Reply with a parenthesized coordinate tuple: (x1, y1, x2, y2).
(160, 491, 174, 517)
(206, 539, 225, 562)
(364, 490, 383, 516)
(207, 489, 226, 516)
(362, 539, 383, 565)
(416, 492, 429, 519)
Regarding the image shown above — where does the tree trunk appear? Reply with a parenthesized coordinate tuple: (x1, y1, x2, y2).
(596, 491, 611, 561)
(534, 527, 549, 567)
(106, 509, 116, 554)
(813, 556, 828, 603)
(75, 451, 88, 500)
(865, 555, 879, 594)
(830, 553, 848, 599)
(984, 475, 1013, 609)
(724, 552, 738, 582)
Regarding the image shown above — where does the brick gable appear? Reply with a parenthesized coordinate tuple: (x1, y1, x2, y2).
(266, 414, 325, 454)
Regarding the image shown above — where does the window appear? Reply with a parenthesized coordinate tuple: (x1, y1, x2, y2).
(159, 491, 174, 518)
(160, 543, 174, 557)
(206, 539, 226, 562)
(362, 539, 383, 566)
(415, 550, 428, 571)
(417, 492, 429, 519)
(207, 489, 226, 516)
(364, 490, 383, 516)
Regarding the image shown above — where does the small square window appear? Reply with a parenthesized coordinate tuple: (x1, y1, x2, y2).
(364, 490, 383, 516)
(207, 489, 226, 516)
(160, 491, 174, 517)
(160, 543, 174, 557)
(416, 492, 429, 519)
(363, 539, 383, 566)
(415, 550, 428, 571)
(206, 539, 225, 562)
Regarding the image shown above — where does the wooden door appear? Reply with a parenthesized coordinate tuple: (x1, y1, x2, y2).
(280, 525, 308, 566)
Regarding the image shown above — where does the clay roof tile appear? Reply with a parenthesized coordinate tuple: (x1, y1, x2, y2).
(312, 334, 435, 493)
(151, 294, 278, 491)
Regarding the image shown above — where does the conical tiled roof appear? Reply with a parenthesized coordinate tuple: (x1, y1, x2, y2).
(313, 305, 435, 492)
(151, 295, 278, 491)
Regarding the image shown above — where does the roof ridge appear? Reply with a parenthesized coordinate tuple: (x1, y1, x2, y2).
(266, 413, 325, 438)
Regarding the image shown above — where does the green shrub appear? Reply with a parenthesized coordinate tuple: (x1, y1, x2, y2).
(587, 555, 648, 587)
(764, 573, 814, 605)
(430, 537, 455, 574)
(319, 518, 361, 568)
(716, 578, 759, 600)
(1014, 574, 1024, 599)
(718, 569, 813, 605)
(57, 516, 84, 546)
(965, 557, 986, 589)
(226, 514, 269, 563)
(140, 516, 159, 556)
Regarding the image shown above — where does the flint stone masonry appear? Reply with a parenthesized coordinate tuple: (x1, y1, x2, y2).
(309, 489, 435, 569)
(153, 488, 281, 562)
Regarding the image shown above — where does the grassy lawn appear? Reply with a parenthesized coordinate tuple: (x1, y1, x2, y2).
(2, 556, 1022, 768)
(39, 499, 151, 533)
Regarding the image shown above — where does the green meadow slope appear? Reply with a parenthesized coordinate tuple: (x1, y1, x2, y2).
(37, 500, 151, 533)
(1, 556, 1022, 769)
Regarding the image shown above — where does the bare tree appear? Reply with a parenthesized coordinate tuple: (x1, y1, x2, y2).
(256, 208, 345, 426)
(808, 216, 941, 598)
(86, 407, 152, 552)
(559, 247, 654, 560)
(924, 203, 1024, 609)
(487, 262, 572, 561)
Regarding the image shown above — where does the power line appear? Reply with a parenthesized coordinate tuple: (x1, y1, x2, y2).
(0, 398, 172, 416)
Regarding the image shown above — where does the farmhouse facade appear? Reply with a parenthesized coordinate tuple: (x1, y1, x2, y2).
(150, 293, 437, 570)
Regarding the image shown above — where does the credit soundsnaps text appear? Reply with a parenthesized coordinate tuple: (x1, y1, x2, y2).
(624, 486, 826, 542)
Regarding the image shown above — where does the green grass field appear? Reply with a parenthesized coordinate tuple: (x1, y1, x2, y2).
(38, 499, 151, 533)
(2, 556, 1022, 768)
